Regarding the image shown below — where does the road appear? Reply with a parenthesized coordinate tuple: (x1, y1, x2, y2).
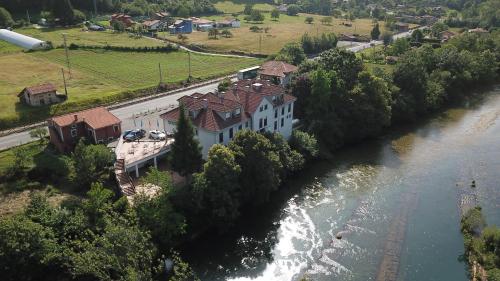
(0, 82, 220, 151)
(0, 29, 421, 151)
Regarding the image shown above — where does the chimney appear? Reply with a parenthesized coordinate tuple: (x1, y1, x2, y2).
(252, 82, 263, 91)
(74, 114, 78, 121)
(202, 98, 208, 109)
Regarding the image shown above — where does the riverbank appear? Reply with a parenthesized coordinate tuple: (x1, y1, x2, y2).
(182, 85, 500, 280)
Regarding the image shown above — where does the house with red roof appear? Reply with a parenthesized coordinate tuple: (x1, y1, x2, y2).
(259, 61, 298, 86)
(110, 14, 135, 28)
(47, 107, 122, 153)
(18, 83, 64, 106)
(160, 80, 296, 158)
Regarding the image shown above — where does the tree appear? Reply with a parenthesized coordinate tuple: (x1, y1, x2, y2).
(382, 31, 393, 46)
(411, 29, 424, 43)
(390, 38, 410, 56)
(287, 4, 300, 16)
(177, 5, 190, 18)
(262, 132, 304, 177)
(221, 29, 232, 38)
(51, 0, 75, 25)
(217, 77, 231, 92)
(371, 23, 381, 40)
(10, 145, 30, 176)
(29, 127, 48, 144)
(141, 167, 171, 191)
(243, 3, 253, 15)
(229, 130, 282, 205)
(271, 9, 280, 21)
(170, 104, 202, 176)
(0, 7, 14, 27)
(332, 9, 342, 18)
(72, 139, 114, 188)
(208, 28, 219, 39)
(290, 130, 319, 161)
(305, 16, 314, 24)
(192, 145, 241, 230)
(249, 9, 264, 22)
(112, 20, 125, 32)
(318, 48, 363, 90)
(321, 16, 332, 25)
(276, 42, 306, 65)
(431, 22, 449, 38)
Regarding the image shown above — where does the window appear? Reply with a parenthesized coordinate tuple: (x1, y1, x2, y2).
(113, 125, 119, 132)
(281, 118, 284, 127)
(108, 137, 114, 141)
(272, 96, 276, 101)
(219, 132, 223, 143)
(245, 121, 249, 128)
(275, 109, 278, 118)
(288, 104, 291, 113)
(259, 106, 263, 112)
(264, 104, 268, 110)
(97, 139, 104, 144)
(71, 129, 77, 137)
(264, 118, 267, 127)
(238, 124, 242, 130)
(225, 112, 231, 119)
(71, 124, 77, 129)
(274, 121, 278, 130)
(229, 128, 234, 139)
(281, 107, 285, 115)
(235, 108, 241, 115)
(195, 129, 198, 136)
(259, 118, 263, 129)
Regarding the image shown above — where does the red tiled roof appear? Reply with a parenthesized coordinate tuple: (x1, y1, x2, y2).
(260, 61, 298, 78)
(49, 107, 121, 129)
(161, 80, 296, 132)
(142, 20, 160, 27)
(19, 83, 57, 97)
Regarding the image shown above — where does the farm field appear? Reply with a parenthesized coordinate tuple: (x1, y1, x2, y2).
(165, 13, 388, 55)
(15, 27, 166, 48)
(0, 48, 262, 127)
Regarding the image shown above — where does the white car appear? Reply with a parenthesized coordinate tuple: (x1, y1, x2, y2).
(149, 130, 166, 140)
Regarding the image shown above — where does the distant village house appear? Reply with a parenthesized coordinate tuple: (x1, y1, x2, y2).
(216, 18, 241, 28)
(110, 14, 134, 28)
(48, 107, 122, 153)
(169, 19, 193, 34)
(259, 61, 298, 86)
(18, 83, 63, 106)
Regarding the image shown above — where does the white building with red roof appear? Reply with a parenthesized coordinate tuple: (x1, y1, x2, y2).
(160, 80, 296, 158)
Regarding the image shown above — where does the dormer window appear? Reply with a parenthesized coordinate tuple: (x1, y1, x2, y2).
(225, 112, 231, 119)
(235, 108, 241, 115)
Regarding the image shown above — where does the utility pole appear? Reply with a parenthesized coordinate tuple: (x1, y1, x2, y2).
(259, 34, 262, 54)
(61, 68, 68, 97)
(158, 63, 163, 84)
(62, 33, 72, 78)
(188, 52, 192, 80)
(26, 10, 31, 24)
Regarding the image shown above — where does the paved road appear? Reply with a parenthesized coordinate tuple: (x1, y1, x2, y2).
(0, 82, 220, 151)
(345, 29, 418, 53)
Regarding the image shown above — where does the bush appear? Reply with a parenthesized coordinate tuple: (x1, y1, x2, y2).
(290, 130, 319, 160)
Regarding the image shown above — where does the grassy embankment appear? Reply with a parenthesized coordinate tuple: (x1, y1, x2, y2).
(0, 141, 77, 217)
(163, 12, 389, 55)
(0, 27, 263, 129)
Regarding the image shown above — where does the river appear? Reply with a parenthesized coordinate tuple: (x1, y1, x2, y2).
(183, 86, 500, 281)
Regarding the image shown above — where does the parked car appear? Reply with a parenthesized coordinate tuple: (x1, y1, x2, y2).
(149, 130, 166, 140)
(122, 130, 133, 139)
(124, 129, 146, 141)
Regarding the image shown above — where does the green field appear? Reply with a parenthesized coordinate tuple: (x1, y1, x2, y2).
(16, 27, 166, 48)
(0, 40, 23, 54)
(0, 47, 262, 127)
(165, 13, 388, 55)
(215, 1, 276, 13)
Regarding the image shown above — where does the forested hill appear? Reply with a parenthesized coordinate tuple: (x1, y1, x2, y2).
(0, 0, 217, 17)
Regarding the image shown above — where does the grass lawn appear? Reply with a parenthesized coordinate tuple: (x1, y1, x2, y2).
(364, 62, 395, 74)
(214, 1, 276, 13)
(15, 27, 166, 48)
(0, 40, 23, 54)
(164, 13, 385, 55)
(0, 48, 262, 126)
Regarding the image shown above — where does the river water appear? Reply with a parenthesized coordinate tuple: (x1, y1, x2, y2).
(184, 86, 500, 281)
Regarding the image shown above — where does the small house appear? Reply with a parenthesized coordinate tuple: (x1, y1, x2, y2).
(190, 17, 215, 31)
(152, 12, 171, 22)
(259, 61, 298, 86)
(110, 14, 134, 28)
(18, 83, 63, 106)
(216, 18, 241, 28)
(142, 20, 162, 32)
(440, 30, 456, 41)
(169, 19, 193, 34)
(468, 28, 488, 34)
(48, 107, 122, 153)
(394, 22, 409, 32)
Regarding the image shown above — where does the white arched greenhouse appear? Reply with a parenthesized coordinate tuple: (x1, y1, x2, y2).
(0, 29, 49, 50)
